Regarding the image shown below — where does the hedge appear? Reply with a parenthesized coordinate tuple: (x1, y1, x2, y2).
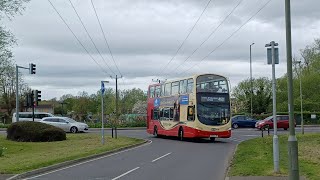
(7, 121, 66, 142)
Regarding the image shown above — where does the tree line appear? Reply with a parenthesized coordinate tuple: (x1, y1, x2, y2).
(0, 1, 31, 122)
(232, 39, 320, 119)
(47, 88, 147, 122)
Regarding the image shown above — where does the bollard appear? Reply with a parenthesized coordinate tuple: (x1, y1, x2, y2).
(261, 128, 264, 137)
(267, 126, 270, 136)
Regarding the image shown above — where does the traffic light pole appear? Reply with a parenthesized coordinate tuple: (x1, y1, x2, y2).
(15, 65, 32, 122)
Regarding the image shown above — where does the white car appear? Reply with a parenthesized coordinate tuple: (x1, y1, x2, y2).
(12, 112, 55, 122)
(40, 117, 88, 133)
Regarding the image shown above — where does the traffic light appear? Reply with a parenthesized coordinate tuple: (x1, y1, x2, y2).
(26, 92, 34, 107)
(29, 63, 36, 74)
(33, 90, 41, 106)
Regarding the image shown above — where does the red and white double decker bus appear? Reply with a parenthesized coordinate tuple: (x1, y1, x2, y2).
(146, 74, 231, 141)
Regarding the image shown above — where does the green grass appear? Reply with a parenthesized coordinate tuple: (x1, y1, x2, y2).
(0, 134, 144, 174)
(229, 133, 320, 180)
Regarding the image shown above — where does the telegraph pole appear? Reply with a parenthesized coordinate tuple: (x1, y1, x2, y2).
(285, 0, 299, 179)
(111, 75, 122, 139)
(116, 75, 118, 117)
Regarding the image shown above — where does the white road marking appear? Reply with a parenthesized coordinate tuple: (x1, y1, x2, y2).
(19, 140, 152, 180)
(111, 167, 140, 180)
(151, 152, 172, 162)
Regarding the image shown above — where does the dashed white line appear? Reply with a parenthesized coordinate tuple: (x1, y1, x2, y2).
(20, 140, 152, 180)
(111, 167, 140, 180)
(151, 152, 172, 162)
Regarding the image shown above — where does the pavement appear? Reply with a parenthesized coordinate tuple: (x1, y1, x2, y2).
(1, 127, 319, 180)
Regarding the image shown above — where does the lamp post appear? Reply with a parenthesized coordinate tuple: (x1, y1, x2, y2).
(250, 43, 255, 117)
(101, 80, 109, 145)
(285, 0, 299, 179)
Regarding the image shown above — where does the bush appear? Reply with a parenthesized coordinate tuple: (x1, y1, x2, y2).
(7, 121, 66, 142)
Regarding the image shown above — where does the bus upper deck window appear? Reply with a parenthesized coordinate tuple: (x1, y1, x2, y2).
(149, 86, 155, 98)
(187, 79, 194, 93)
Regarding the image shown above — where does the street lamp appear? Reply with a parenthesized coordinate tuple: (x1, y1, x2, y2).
(250, 43, 255, 117)
(101, 80, 109, 145)
(294, 60, 304, 134)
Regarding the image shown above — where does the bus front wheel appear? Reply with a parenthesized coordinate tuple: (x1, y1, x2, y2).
(178, 128, 184, 141)
(154, 126, 158, 137)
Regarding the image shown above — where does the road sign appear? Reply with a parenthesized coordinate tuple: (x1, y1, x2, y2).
(101, 81, 105, 94)
(267, 48, 279, 64)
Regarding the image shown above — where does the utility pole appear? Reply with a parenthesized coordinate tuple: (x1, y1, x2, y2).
(266, 41, 279, 173)
(285, 1, 299, 179)
(250, 43, 255, 117)
(111, 75, 122, 139)
(116, 75, 118, 118)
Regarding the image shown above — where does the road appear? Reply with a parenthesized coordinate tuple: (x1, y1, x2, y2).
(1, 127, 319, 180)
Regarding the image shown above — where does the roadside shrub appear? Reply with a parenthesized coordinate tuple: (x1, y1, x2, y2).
(7, 121, 66, 142)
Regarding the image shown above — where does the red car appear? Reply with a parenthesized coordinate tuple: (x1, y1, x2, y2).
(255, 115, 292, 130)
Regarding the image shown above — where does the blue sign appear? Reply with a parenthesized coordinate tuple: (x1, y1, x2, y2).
(154, 98, 160, 107)
(101, 82, 105, 94)
(180, 95, 189, 105)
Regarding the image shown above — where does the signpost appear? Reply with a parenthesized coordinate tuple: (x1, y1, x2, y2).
(265, 41, 279, 173)
(101, 80, 109, 145)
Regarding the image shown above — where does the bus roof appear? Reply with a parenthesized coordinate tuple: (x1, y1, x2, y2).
(148, 73, 227, 87)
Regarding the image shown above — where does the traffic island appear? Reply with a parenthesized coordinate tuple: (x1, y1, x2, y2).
(0, 133, 146, 179)
(227, 134, 319, 180)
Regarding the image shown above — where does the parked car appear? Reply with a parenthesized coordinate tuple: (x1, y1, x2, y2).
(231, 115, 258, 129)
(255, 115, 293, 130)
(40, 117, 88, 133)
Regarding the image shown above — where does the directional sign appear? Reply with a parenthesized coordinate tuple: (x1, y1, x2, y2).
(154, 98, 160, 107)
(101, 82, 105, 94)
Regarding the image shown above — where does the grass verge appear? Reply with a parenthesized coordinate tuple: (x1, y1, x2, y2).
(229, 133, 320, 180)
(0, 133, 144, 174)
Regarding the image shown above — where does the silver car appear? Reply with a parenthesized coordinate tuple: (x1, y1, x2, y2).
(40, 117, 88, 133)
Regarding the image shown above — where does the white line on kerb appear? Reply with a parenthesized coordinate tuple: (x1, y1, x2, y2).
(151, 152, 172, 162)
(111, 167, 140, 180)
(19, 140, 152, 180)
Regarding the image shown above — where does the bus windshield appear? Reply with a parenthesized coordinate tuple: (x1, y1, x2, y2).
(197, 102, 230, 126)
(196, 75, 228, 93)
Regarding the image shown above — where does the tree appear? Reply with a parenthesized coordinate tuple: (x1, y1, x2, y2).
(132, 100, 147, 114)
(232, 77, 272, 114)
(119, 88, 147, 114)
(0, 0, 30, 122)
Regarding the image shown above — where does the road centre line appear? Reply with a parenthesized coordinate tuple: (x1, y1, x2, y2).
(111, 167, 140, 180)
(20, 140, 152, 180)
(151, 152, 172, 162)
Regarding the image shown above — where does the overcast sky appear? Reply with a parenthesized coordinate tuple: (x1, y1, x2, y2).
(4, 0, 320, 100)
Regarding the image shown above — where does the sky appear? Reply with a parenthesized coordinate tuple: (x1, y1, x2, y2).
(4, 0, 320, 100)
